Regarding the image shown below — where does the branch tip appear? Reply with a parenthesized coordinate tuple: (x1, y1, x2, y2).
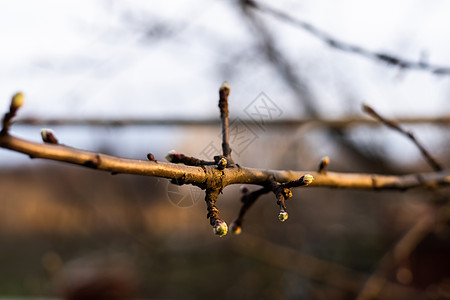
(302, 174, 314, 186)
(283, 174, 314, 189)
(362, 103, 372, 112)
(11, 92, 24, 111)
(219, 81, 230, 94)
(229, 221, 242, 235)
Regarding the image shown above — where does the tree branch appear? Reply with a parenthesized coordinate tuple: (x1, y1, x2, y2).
(2, 88, 450, 237)
(1, 133, 450, 191)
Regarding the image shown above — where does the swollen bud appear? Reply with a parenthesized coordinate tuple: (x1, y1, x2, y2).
(240, 185, 249, 195)
(217, 157, 227, 170)
(318, 156, 330, 171)
(229, 221, 242, 235)
(302, 174, 314, 186)
(147, 153, 156, 161)
(213, 219, 228, 237)
(165, 150, 177, 162)
(11, 92, 24, 110)
(278, 211, 288, 222)
(220, 81, 230, 92)
(41, 129, 58, 144)
(219, 81, 230, 101)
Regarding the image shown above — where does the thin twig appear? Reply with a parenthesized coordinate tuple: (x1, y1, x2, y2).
(230, 186, 271, 234)
(244, 0, 450, 76)
(219, 82, 232, 160)
(165, 150, 216, 166)
(363, 104, 443, 171)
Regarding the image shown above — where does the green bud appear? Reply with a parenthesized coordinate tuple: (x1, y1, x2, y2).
(11, 92, 24, 110)
(213, 219, 228, 237)
(302, 174, 314, 186)
(278, 211, 288, 222)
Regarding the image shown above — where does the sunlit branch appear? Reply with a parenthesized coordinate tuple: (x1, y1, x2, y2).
(1, 134, 450, 191)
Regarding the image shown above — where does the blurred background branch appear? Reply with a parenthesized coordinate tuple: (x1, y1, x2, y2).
(12, 115, 450, 127)
(245, 0, 450, 76)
